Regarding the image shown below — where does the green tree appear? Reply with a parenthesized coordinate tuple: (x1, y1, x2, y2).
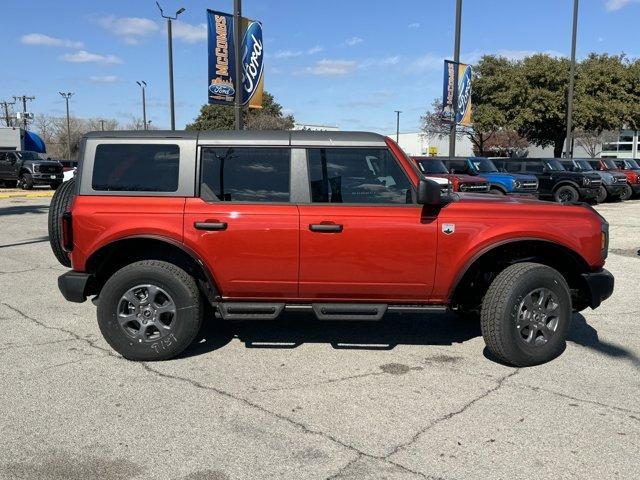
(186, 91, 294, 131)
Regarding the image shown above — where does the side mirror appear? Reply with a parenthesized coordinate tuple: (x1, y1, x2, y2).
(417, 179, 444, 205)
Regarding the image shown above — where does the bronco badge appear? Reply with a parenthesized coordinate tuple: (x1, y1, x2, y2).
(442, 224, 455, 235)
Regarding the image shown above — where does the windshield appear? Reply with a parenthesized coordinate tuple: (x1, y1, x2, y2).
(15, 151, 41, 160)
(417, 159, 448, 174)
(573, 160, 593, 171)
(603, 159, 618, 169)
(544, 159, 565, 171)
(627, 159, 640, 169)
(471, 158, 498, 173)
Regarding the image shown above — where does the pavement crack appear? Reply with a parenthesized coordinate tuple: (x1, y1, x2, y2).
(384, 369, 520, 460)
(325, 453, 362, 480)
(41, 355, 100, 372)
(139, 362, 429, 479)
(255, 371, 385, 393)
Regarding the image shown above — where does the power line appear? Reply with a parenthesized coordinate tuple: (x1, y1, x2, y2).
(13, 95, 36, 130)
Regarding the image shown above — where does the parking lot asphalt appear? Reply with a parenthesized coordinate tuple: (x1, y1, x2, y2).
(0, 196, 638, 480)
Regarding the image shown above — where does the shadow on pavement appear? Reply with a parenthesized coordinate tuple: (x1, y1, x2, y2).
(0, 236, 50, 249)
(180, 310, 481, 359)
(568, 313, 640, 368)
(0, 204, 50, 216)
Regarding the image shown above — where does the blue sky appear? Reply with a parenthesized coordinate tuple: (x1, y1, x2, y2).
(2, 0, 640, 134)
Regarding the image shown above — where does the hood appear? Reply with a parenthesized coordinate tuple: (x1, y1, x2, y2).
(454, 192, 545, 206)
(422, 175, 450, 186)
(507, 172, 538, 182)
(450, 173, 487, 183)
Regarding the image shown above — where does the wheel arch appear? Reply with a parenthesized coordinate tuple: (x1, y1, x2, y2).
(489, 183, 508, 194)
(84, 235, 220, 305)
(449, 238, 592, 311)
(552, 180, 580, 192)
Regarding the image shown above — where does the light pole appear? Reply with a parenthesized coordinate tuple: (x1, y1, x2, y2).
(13, 95, 35, 130)
(99, 119, 105, 131)
(59, 92, 73, 160)
(449, 0, 462, 159)
(233, 0, 243, 131)
(565, 0, 579, 158)
(136, 81, 148, 130)
(394, 110, 402, 143)
(156, 2, 185, 131)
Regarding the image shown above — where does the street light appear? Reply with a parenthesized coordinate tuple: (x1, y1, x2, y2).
(394, 110, 402, 143)
(59, 92, 73, 160)
(449, 0, 463, 159)
(565, 0, 579, 158)
(156, 2, 185, 131)
(136, 81, 148, 130)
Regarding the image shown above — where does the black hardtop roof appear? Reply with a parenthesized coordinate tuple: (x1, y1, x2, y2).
(83, 130, 388, 147)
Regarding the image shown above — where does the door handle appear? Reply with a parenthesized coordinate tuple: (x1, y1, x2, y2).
(309, 223, 343, 233)
(194, 221, 228, 231)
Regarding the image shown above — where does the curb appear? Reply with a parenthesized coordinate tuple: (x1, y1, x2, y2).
(0, 191, 55, 199)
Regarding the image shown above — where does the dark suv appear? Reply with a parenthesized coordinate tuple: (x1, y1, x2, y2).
(493, 158, 601, 203)
(0, 150, 64, 189)
(560, 159, 628, 203)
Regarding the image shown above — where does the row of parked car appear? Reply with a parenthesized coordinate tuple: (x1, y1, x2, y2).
(412, 156, 640, 203)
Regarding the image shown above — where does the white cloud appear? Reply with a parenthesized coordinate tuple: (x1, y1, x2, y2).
(21, 33, 84, 49)
(275, 50, 303, 59)
(345, 36, 363, 46)
(408, 22, 421, 29)
(62, 50, 123, 65)
(307, 45, 323, 55)
(304, 59, 358, 76)
(173, 21, 207, 43)
(89, 75, 119, 83)
(407, 53, 444, 72)
(98, 16, 159, 44)
(605, 0, 640, 11)
(361, 56, 401, 68)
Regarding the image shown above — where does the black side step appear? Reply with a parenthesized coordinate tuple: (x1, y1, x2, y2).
(218, 302, 285, 320)
(312, 303, 387, 321)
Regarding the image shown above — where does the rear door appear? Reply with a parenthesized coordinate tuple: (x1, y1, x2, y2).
(183, 146, 300, 299)
(298, 147, 437, 302)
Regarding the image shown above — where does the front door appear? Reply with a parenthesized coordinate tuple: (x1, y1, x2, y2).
(0, 152, 8, 178)
(183, 146, 299, 299)
(299, 147, 438, 302)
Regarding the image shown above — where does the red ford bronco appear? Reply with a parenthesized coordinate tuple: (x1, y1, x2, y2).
(412, 156, 491, 193)
(50, 131, 614, 366)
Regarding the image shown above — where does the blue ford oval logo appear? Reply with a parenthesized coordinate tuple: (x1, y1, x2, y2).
(241, 21, 264, 105)
(456, 65, 472, 124)
(209, 83, 235, 96)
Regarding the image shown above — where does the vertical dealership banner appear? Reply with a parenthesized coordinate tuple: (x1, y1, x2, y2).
(442, 60, 472, 126)
(207, 10, 264, 108)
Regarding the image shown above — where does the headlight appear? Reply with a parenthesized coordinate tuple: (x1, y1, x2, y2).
(33, 164, 40, 172)
(514, 181, 522, 188)
(582, 177, 591, 186)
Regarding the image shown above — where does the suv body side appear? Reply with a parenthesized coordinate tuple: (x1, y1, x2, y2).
(442, 157, 538, 195)
(66, 131, 608, 308)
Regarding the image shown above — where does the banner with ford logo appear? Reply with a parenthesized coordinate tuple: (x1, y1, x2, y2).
(207, 10, 264, 108)
(442, 60, 472, 126)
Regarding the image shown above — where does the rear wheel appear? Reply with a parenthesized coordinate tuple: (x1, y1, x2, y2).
(480, 262, 571, 367)
(596, 185, 607, 203)
(48, 177, 76, 267)
(97, 260, 204, 361)
(18, 172, 34, 190)
(554, 185, 579, 203)
(620, 184, 633, 201)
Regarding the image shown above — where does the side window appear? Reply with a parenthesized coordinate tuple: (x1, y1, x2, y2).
(448, 160, 467, 173)
(308, 148, 413, 204)
(505, 162, 521, 173)
(525, 162, 544, 173)
(92, 144, 179, 192)
(201, 147, 290, 202)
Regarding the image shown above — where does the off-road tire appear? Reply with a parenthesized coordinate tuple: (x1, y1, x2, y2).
(50, 181, 62, 190)
(18, 172, 34, 190)
(48, 177, 76, 267)
(480, 262, 571, 367)
(620, 184, 632, 201)
(97, 260, 204, 361)
(596, 185, 607, 203)
(554, 185, 579, 203)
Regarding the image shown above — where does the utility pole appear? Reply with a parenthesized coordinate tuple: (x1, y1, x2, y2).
(1, 99, 16, 127)
(565, 0, 579, 158)
(137, 81, 148, 130)
(394, 110, 402, 143)
(156, 2, 185, 131)
(59, 92, 73, 160)
(100, 119, 105, 131)
(233, 0, 243, 131)
(448, 0, 462, 159)
(13, 95, 35, 130)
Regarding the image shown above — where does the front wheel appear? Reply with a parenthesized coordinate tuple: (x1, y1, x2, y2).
(480, 262, 571, 367)
(97, 260, 204, 361)
(554, 185, 579, 203)
(620, 184, 633, 201)
(18, 173, 34, 190)
(596, 185, 607, 203)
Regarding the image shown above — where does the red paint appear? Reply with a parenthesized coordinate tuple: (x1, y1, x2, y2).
(412, 156, 490, 192)
(594, 158, 640, 185)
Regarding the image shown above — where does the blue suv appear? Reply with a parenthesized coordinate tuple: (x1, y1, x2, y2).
(442, 157, 538, 195)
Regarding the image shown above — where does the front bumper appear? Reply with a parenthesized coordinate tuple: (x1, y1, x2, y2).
(58, 271, 92, 303)
(33, 173, 63, 184)
(632, 184, 640, 195)
(581, 268, 614, 309)
(577, 187, 599, 200)
(604, 184, 626, 197)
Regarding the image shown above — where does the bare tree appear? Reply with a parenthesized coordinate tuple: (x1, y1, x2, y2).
(573, 129, 619, 158)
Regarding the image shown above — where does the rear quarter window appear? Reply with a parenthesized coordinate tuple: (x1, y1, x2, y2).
(91, 144, 180, 192)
